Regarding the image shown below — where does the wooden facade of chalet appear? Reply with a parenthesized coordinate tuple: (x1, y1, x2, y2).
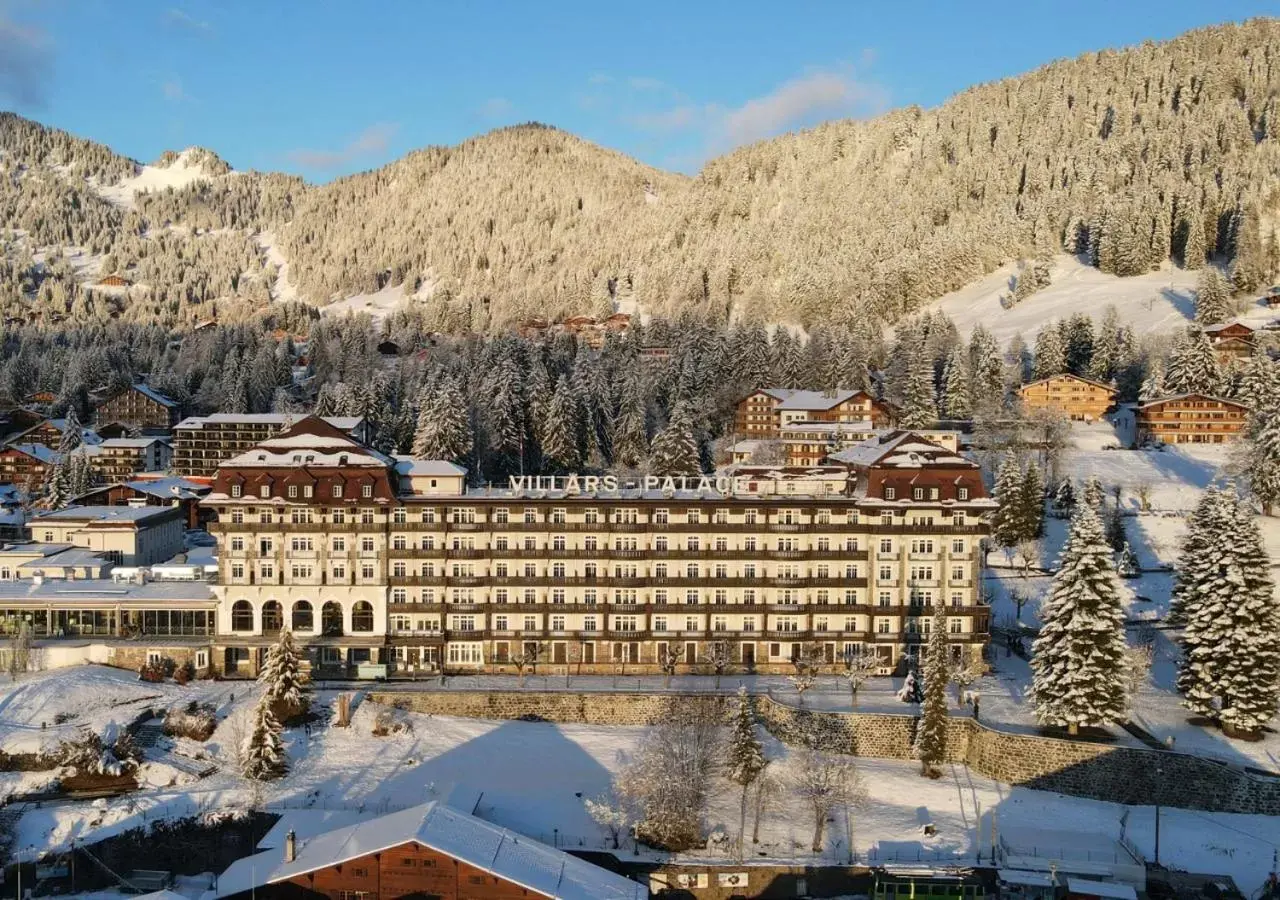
(12, 419, 79, 450)
(1206, 322, 1256, 362)
(96, 274, 131, 287)
(0, 445, 54, 487)
(95, 384, 180, 433)
(1017, 373, 1116, 421)
(735, 389, 889, 439)
(1137, 394, 1249, 445)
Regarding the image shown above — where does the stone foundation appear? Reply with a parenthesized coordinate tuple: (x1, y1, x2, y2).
(369, 688, 1280, 815)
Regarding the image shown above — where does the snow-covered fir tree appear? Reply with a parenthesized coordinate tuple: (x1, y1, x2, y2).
(1139, 361, 1166, 403)
(1169, 488, 1233, 625)
(915, 603, 950, 777)
(1117, 541, 1139, 578)
(540, 375, 582, 472)
(1051, 479, 1076, 518)
(1030, 503, 1129, 734)
(900, 346, 937, 429)
(411, 378, 473, 465)
(896, 668, 922, 703)
(1081, 474, 1105, 509)
(612, 372, 649, 468)
(1237, 356, 1280, 413)
(1177, 491, 1280, 737)
(1019, 459, 1045, 540)
(258, 628, 307, 722)
(939, 347, 971, 420)
(241, 696, 287, 781)
(43, 459, 72, 510)
(1194, 268, 1233, 326)
(968, 326, 1004, 403)
(724, 687, 766, 858)
(57, 407, 82, 453)
(1164, 327, 1221, 397)
(648, 403, 701, 477)
(1247, 408, 1280, 516)
(1032, 327, 1066, 381)
(990, 455, 1026, 549)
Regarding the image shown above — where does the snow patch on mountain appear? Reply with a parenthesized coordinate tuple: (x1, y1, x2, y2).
(97, 148, 231, 208)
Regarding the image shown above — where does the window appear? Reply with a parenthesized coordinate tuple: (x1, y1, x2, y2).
(332, 484, 343, 498)
(361, 484, 373, 498)
(494, 508, 509, 524)
(912, 487, 924, 500)
(352, 601, 374, 632)
(231, 563, 245, 580)
(230, 601, 253, 631)
(230, 484, 242, 498)
(361, 537, 375, 552)
(259, 485, 270, 498)
(885, 487, 896, 500)
(332, 537, 346, 552)
(958, 487, 969, 501)
(230, 537, 244, 551)
(292, 601, 313, 631)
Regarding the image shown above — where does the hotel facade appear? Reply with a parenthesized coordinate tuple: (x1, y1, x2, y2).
(204, 419, 994, 679)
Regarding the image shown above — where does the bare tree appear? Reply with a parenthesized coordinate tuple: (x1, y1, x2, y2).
(842, 646, 882, 709)
(788, 643, 820, 706)
(616, 696, 720, 851)
(1009, 590, 1031, 623)
(700, 641, 732, 689)
(657, 643, 685, 689)
(751, 761, 779, 846)
(8, 618, 32, 681)
(512, 642, 544, 687)
(1015, 538, 1043, 578)
(789, 747, 867, 854)
(583, 790, 632, 850)
(949, 656, 984, 706)
(1123, 642, 1155, 711)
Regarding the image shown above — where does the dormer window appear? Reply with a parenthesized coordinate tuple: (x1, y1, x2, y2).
(340, 454, 349, 466)
(288, 485, 298, 498)
(884, 487, 896, 500)
(958, 487, 969, 501)
(361, 484, 372, 498)
(912, 488, 924, 500)
(332, 484, 343, 498)
(259, 485, 270, 498)
(230, 484, 242, 498)
(303, 485, 314, 498)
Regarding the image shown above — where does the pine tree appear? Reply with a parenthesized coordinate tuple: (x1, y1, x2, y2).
(915, 603, 950, 777)
(612, 373, 649, 468)
(1181, 204, 1206, 270)
(990, 455, 1025, 549)
(649, 403, 701, 477)
(939, 347, 971, 420)
(1164, 327, 1221, 396)
(1051, 479, 1076, 518)
(1030, 503, 1129, 734)
(968, 325, 1003, 401)
(1033, 325, 1066, 381)
(57, 407, 82, 454)
(258, 629, 307, 722)
(1081, 474, 1105, 510)
(1194, 268, 1233, 326)
(1247, 408, 1280, 515)
(1104, 502, 1127, 551)
(1088, 307, 1121, 383)
(411, 379, 473, 465)
(541, 375, 582, 472)
(1237, 356, 1279, 412)
(900, 346, 937, 429)
(1169, 488, 1231, 625)
(725, 687, 766, 859)
(241, 696, 287, 781)
(1063, 314, 1095, 376)
(1178, 492, 1280, 737)
(1139, 361, 1166, 403)
(1019, 460, 1045, 540)
(43, 459, 71, 510)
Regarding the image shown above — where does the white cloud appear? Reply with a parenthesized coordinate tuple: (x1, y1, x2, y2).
(165, 8, 213, 34)
(287, 123, 400, 170)
(0, 14, 52, 108)
(161, 78, 186, 102)
(478, 97, 513, 121)
(712, 69, 888, 149)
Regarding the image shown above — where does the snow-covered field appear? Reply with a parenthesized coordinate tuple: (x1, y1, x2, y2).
(3, 668, 1280, 895)
(934, 254, 1277, 344)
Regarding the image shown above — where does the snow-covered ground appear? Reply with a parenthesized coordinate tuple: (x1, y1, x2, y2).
(5, 676, 1280, 896)
(256, 230, 300, 305)
(97, 149, 226, 208)
(934, 254, 1278, 344)
(321, 281, 410, 319)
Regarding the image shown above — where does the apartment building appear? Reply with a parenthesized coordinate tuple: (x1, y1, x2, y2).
(90, 436, 172, 480)
(171, 414, 369, 476)
(1017, 373, 1116, 421)
(735, 389, 892, 439)
(204, 418, 992, 679)
(95, 384, 181, 433)
(1136, 393, 1250, 444)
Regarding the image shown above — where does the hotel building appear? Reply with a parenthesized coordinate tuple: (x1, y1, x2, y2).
(204, 419, 993, 679)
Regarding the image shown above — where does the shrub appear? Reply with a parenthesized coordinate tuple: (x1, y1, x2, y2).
(173, 661, 196, 685)
(139, 662, 166, 683)
(372, 708, 413, 737)
(163, 702, 217, 741)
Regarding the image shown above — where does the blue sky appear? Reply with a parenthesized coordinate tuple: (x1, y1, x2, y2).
(0, 1, 1267, 180)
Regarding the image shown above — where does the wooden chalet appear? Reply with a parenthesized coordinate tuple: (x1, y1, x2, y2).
(8, 417, 101, 451)
(95, 274, 131, 288)
(0, 443, 58, 487)
(735, 388, 891, 439)
(1204, 321, 1256, 361)
(1017, 373, 1116, 421)
(1136, 393, 1249, 445)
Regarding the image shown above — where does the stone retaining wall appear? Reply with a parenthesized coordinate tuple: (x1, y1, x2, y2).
(368, 689, 1280, 815)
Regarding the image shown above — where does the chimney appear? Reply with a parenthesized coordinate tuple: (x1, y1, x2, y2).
(284, 829, 296, 863)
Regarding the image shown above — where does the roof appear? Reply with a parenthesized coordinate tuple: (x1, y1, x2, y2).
(1137, 393, 1250, 411)
(829, 431, 976, 469)
(121, 384, 179, 408)
(98, 437, 167, 449)
(209, 801, 645, 900)
(175, 413, 364, 430)
(394, 457, 468, 477)
(17, 547, 112, 570)
(1067, 879, 1138, 900)
(758, 388, 870, 411)
(0, 578, 213, 603)
(1203, 320, 1255, 334)
(30, 505, 178, 525)
(221, 417, 393, 469)
(1019, 373, 1116, 393)
(2, 443, 59, 464)
(0, 542, 75, 558)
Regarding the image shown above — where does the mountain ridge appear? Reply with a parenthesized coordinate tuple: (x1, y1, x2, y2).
(1, 18, 1278, 330)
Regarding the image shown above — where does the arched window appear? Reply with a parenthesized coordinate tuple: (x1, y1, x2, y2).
(230, 600, 254, 632)
(262, 601, 283, 632)
(351, 601, 374, 633)
(292, 600, 314, 632)
(321, 601, 344, 636)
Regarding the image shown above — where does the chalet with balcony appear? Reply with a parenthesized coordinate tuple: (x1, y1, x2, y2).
(1136, 393, 1249, 445)
(1017, 373, 1116, 421)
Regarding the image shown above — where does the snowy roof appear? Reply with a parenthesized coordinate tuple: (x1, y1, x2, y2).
(761, 388, 868, 410)
(0, 578, 213, 603)
(127, 383, 179, 408)
(124, 477, 209, 499)
(780, 420, 875, 435)
(0, 542, 75, 558)
(830, 431, 976, 469)
(30, 505, 177, 525)
(394, 457, 468, 477)
(1019, 373, 1116, 392)
(175, 413, 363, 430)
(17, 547, 112, 570)
(3, 443, 59, 463)
(1067, 879, 1138, 900)
(208, 801, 645, 900)
(98, 437, 167, 449)
(1137, 393, 1249, 410)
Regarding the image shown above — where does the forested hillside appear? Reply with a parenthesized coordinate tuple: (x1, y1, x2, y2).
(1, 19, 1279, 331)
